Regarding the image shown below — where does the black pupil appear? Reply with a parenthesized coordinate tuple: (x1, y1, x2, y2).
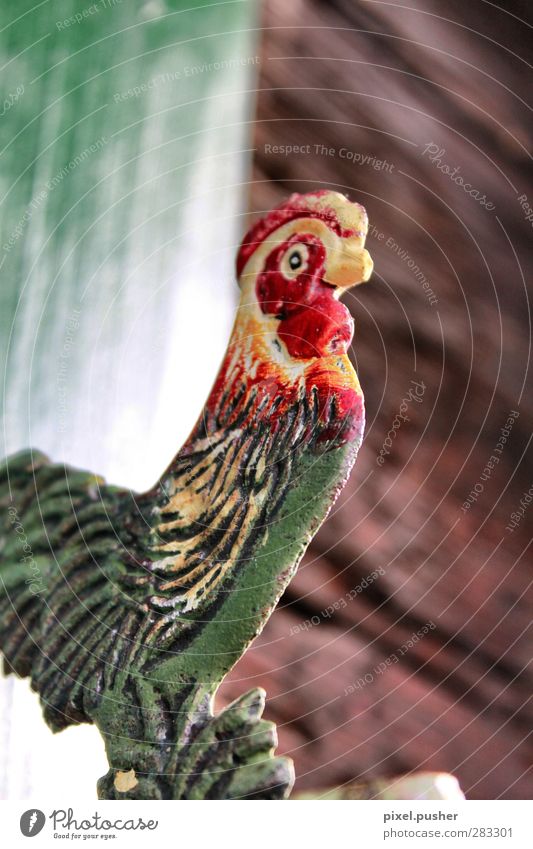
(289, 251, 302, 270)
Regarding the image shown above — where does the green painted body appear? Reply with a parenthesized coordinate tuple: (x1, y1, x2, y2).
(0, 436, 358, 799)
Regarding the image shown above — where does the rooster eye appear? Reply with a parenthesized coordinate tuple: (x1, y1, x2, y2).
(280, 244, 309, 280)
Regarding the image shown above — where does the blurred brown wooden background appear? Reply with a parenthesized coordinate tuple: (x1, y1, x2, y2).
(220, 0, 533, 799)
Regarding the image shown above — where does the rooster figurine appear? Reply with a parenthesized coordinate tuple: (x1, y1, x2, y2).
(0, 191, 373, 799)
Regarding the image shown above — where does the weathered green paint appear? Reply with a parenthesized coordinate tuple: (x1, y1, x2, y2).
(1, 0, 259, 488)
(0, 424, 359, 798)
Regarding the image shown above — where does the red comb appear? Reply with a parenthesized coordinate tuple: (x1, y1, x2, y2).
(236, 191, 357, 278)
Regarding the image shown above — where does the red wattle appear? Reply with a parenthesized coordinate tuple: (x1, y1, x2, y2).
(278, 295, 354, 359)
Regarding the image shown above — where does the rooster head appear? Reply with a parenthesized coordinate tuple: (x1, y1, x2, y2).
(236, 190, 373, 360)
(203, 190, 373, 447)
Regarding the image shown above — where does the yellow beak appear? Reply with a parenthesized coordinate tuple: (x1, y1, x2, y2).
(323, 241, 374, 291)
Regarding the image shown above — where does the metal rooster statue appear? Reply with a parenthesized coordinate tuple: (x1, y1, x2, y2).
(0, 191, 373, 799)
